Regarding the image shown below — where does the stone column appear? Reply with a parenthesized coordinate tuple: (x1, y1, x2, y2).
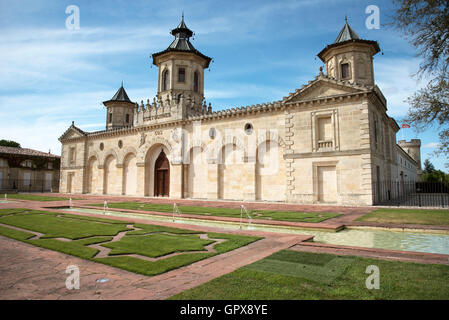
(360, 101, 374, 205)
(60, 170, 67, 194)
(136, 163, 145, 196)
(243, 160, 256, 201)
(170, 163, 183, 199)
(97, 166, 105, 194)
(207, 162, 218, 199)
(115, 164, 124, 195)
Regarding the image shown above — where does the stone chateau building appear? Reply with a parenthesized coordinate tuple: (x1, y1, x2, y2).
(59, 17, 421, 205)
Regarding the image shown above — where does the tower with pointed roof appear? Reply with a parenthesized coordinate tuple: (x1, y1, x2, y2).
(318, 18, 380, 86)
(103, 83, 136, 130)
(152, 15, 212, 114)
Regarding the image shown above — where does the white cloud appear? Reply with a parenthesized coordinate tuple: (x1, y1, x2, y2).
(422, 142, 440, 149)
(0, 26, 168, 92)
(205, 83, 286, 109)
(0, 85, 162, 156)
(375, 57, 424, 118)
(77, 123, 105, 130)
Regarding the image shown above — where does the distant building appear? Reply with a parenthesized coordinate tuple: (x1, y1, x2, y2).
(59, 17, 421, 205)
(397, 139, 422, 180)
(0, 146, 60, 192)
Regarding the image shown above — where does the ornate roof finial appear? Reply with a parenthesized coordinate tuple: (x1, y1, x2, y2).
(334, 17, 360, 43)
(152, 14, 212, 69)
(121, 80, 124, 87)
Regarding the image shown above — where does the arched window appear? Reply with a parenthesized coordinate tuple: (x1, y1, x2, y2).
(162, 69, 169, 91)
(193, 71, 199, 92)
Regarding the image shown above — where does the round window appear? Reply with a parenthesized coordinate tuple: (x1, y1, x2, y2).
(99, 143, 104, 151)
(244, 123, 253, 135)
(118, 140, 123, 149)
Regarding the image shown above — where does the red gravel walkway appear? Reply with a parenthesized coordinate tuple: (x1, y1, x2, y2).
(0, 233, 307, 300)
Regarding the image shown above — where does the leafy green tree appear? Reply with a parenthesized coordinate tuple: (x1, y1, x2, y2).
(422, 170, 449, 183)
(0, 139, 21, 148)
(391, 0, 449, 166)
(423, 159, 435, 174)
(422, 159, 449, 183)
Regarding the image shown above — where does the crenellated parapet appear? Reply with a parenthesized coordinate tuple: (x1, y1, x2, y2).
(133, 93, 213, 126)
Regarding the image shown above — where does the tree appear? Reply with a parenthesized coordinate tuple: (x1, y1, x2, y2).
(422, 169, 449, 183)
(422, 159, 449, 183)
(391, 0, 449, 165)
(423, 159, 435, 174)
(0, 139, 21, 148)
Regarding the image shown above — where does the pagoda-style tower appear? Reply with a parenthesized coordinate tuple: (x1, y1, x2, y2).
(152, 15, 212, 110)
(318, 18, 380, 86)
(103, 84, 135, 130)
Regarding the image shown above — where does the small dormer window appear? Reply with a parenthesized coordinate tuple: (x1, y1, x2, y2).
(178, 68, 185, 83)
(341, 63, 350, 79)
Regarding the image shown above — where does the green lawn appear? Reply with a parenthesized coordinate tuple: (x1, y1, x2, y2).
(0, 210, 131, 239)
(357, 208, 449, 226)
(4, 194, 75, 201)
(0, 208, 261, 277)
(103, 234, 215, 258)
(171, 250, 449, 300)
(92, 202, 340, 223)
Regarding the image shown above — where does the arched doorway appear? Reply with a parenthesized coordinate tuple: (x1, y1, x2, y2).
(154, 150, 169, 197)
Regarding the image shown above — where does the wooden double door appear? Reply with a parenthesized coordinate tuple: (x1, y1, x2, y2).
(154, 151, 169, 197)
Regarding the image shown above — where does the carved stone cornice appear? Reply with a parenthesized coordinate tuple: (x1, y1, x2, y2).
(284, 148, 371, 159)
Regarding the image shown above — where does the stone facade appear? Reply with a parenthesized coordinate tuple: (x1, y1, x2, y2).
(0, 146, 60, 192)
(59, 18, 421, 206)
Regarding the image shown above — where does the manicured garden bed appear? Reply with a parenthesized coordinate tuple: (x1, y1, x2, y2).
(92, 202, 340, 223)
(0, 208, 261, 277)
(171, 250, 449, 300)
(357, 208, 449, 226)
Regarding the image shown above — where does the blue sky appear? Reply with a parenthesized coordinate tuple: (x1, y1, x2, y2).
(0, 0, 446, 171)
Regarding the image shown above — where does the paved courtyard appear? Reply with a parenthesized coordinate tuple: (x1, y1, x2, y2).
(1, 193, 448, 299)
